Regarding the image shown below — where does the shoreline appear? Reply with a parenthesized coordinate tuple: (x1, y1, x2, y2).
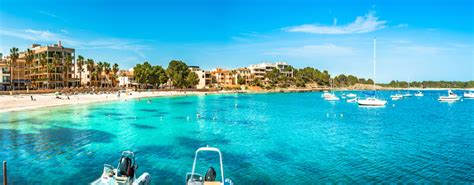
(1, 88, 472, 113)
(0, 91, 232, 113)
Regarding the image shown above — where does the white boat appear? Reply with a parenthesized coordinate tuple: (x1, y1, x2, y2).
(358, 97, 387, 106)
(390, 94, 403, 100)
(357, 38, 387, 107)
(346, 98, 358, 103)
(403, 80, 413, 97)
(464, 91, 474, 99)
(92, 151, 151, 185)
(324, 94, 340, 101)
(438, 90, 460, 102)
(186, 146, 233, 185)
(346, 93, 357, 98)
(414, 90, 424, 97)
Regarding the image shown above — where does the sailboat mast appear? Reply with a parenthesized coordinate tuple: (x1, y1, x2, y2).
(373, 38, 376, 91)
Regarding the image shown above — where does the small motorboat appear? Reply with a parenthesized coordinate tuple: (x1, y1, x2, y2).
(414, 91, 424, 97)
(324, 94, 340, 101)
(390, 94, 403, 100)
(346, 98, 358, 103)
(464, 91, 474, 99)
(357, 97, 387, 106)
(438, 90, 460, 102)
(403, 92, 413, 97)
(91, 151, 151, 185)
(346, 93, 357, 98)
(186, 146, 233, 185)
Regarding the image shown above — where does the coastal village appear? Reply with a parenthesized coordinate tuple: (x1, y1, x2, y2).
(0, 41, 298, 92)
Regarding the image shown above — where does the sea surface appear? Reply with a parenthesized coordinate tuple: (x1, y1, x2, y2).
(1, 91, 473, 184)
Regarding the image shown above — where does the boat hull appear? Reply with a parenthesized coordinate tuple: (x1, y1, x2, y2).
(357, 99, 387, 106)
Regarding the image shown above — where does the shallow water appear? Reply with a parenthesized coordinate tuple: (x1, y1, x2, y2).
(1, 91, 473, 184)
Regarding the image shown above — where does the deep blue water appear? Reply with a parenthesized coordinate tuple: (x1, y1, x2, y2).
(0, 90, 473, 184)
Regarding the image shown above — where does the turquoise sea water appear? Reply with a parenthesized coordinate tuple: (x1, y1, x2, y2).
(1, 91, 473, 184)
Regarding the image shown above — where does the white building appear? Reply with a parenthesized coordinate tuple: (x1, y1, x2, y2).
(190, 66, 211, 89)
(0, 58, 11, 91)
(247, 62, 293, 79)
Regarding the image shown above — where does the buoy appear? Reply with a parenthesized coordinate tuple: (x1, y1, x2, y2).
(326, 113, 329, 117)
(187, 116, 190, 121)
(393, 104, 395, 107)
(340, 113, 343, 117)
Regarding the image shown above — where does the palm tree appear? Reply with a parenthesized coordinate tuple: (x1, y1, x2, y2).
(9, 47, 19, 91)
(52, 53, 60, 89)
(86, 59, 95, 87)
(112, 63, 119, 87)
(103, 62, 111, 88)
(47, 63, 54, 89)
(96, 62, 104, 88)
(64, 55, 73, 88)
(77, 55, 85, 87)
(25, 49, 34, 90)
(39, 53, 47, 89)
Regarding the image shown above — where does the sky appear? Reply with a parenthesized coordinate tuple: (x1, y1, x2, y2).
(0, 0, 473, 82)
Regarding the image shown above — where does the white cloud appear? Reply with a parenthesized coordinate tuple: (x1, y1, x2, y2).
(284, 11, 386, 34)
(265, 44, 354, 58)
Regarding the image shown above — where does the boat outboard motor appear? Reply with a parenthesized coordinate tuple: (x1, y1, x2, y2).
(118, 156, 134, 177)
(205, 166, 216, 181)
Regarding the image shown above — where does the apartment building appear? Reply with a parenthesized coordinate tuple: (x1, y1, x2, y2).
(247, 62, 293, 79)
(235, 68, 253, 84)
(211, 68, 237, 87)
(189, 66, 212, 89)
(23, 42, 79, 89)
(0, 58, 11, 91)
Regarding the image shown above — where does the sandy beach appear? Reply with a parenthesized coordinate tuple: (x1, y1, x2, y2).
(0, 91, 221, 113)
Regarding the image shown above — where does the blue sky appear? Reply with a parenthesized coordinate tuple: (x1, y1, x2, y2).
(0, 0, 472, 82)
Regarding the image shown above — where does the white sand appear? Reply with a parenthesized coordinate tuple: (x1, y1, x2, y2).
(0, 91, 219, 113)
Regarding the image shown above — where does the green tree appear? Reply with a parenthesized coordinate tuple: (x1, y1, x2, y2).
(112, 63, 119, 87)
(9, 47, 19, 91)
(52, 53, 60, 89)
(103, 62, 111, 87)
(64, 54, 73, 88)
(186, 72, 199, 88)
(24, 49, 34, 89)
(86, 59, 95, 87)
(76, 55, 85, 87)
(149, 65, 167, 88)
(166, 60, 189, 88)
(96, 62, 104, 88)
(237, 76, 246, 85)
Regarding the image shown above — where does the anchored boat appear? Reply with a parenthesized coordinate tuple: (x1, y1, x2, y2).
(414, 90, 424, 97)
(390, 94, 403, 100)
(346, 93, 357, 98)
(357, 38, 387, 107)
(438, 90, 460, 102)
(91, 151, 151, 185)
(186, 146, 233, 185)
(464, 91, 474, 99)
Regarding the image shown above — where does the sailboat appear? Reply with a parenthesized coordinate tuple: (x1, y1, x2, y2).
(357, 38, 387, 107)
(324, 79, 340, 101)
(390, 83, 403, 100)
(403, 80, 413, 97)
